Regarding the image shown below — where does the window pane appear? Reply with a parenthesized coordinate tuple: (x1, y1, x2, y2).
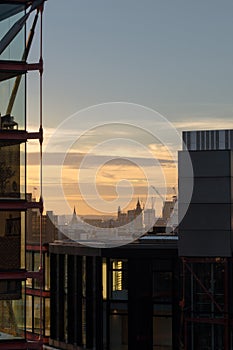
(26, 295, 32, 333)
(0, 211, 25, 271)
(34, 296, 42, 334)
(26, 252, 33, 288)
(45, 298, 50, 337)
(45, 254, 50, 291)
(0, 282, 25, 339)
(111, 259, 128, 300)
(102, 260, 107, 300)
(0, 12, 25, 60)
(0, 76, 26, 130)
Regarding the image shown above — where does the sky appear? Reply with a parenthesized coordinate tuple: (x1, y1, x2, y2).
(26, 0, 233, 216)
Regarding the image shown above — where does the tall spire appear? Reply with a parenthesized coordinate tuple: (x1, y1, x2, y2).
(136, 198, 142, 214)
(69, 205, 78, 226)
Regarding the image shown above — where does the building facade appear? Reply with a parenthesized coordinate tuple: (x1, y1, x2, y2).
(178, 129, 233, 349)
(0, 1, 46, 349)
(47, 237, 180, 350)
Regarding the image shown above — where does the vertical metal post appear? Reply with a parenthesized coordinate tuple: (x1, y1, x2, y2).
(224, 259, 229, 349)
(191, 263, 194, 349)
(39, 4, 44, 346)
(184, 319, 188, 350)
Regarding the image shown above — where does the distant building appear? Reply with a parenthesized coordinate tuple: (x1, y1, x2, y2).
(144, 208, 156, 231)
(117, 206, 127, 226)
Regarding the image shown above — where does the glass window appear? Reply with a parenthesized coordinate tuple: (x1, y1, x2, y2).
(26, 295, 33, 332)
(34, 296, 42, 335)
(44, 253, 50, 291)
(26, 252, 33, 270)
(0, 281, 25, 339)
(45, 298, 50, 337)
(0, 76, 26, 130)
(0, 211, 25, 271)
(0, 143, 26, 200)
(34, 252, 40, 271)
(102, 260, 107, 300)
(34, 253, 41, 289)
(0, 11, 25, 61)
(111, 259, 128, 300)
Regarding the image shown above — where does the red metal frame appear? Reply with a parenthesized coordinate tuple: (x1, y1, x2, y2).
(0, 60, 43, 72)
(26, 244, 48, 252)
(0, 1, 47, 348)
(0, 128, 43, 142)
(1, 0, 43, 4)
(0, 269, 43, 282)
(0, 199, 43, 212)
(26, 287, 50, 297)
(0, 341, 43, 349)
(181, 257, 231, 350)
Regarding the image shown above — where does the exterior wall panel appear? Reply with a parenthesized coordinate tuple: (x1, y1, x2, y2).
(179, 203, 231, 231)
(179, 230, 232, 256)
(179, 150, 231, 178)
(179, 177, 232, 204)
(178, 147, 233, 257)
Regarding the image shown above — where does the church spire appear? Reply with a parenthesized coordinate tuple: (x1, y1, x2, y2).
(136, 198, 142, 214)
(69, 205, 78, 226)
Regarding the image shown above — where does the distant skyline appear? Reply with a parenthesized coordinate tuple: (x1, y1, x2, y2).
(26, 0, 233, 215)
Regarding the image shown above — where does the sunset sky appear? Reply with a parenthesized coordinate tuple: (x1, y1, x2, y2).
(26, 0, 233, 216)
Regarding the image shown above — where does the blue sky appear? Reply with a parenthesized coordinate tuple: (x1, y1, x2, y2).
(36, 0, 233, 129)
(26, 0, 233, 215)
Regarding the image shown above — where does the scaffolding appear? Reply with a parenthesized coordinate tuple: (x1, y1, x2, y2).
(180, 257, 232, 350)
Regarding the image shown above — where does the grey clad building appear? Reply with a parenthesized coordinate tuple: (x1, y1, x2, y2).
(179, 129, 233, 256)
(178, 129, 233, 349)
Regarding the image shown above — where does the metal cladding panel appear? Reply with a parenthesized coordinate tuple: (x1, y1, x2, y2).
(179, 203, 231, 231)
(179, 150, 232, 178)
(178, 230, 232, 257)
(182, 129, 233, 151)
(231, 151, 233, 174)
(179, 177, 232, 204)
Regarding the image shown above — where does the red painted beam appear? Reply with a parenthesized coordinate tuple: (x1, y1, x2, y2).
(0, 129, 43, 142)
(0, 269, 43, 281)
(26, 287, 50, 297)
(0, 199, 43, 212)
(0, 60, 43, 73)
(26, 331, 49, 344)
(26, 244, 48, 252)
(0, 341, 42, 349)
(5, 0, 41, 4)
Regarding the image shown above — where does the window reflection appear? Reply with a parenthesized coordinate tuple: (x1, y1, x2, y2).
(0, 282, 25, 339)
